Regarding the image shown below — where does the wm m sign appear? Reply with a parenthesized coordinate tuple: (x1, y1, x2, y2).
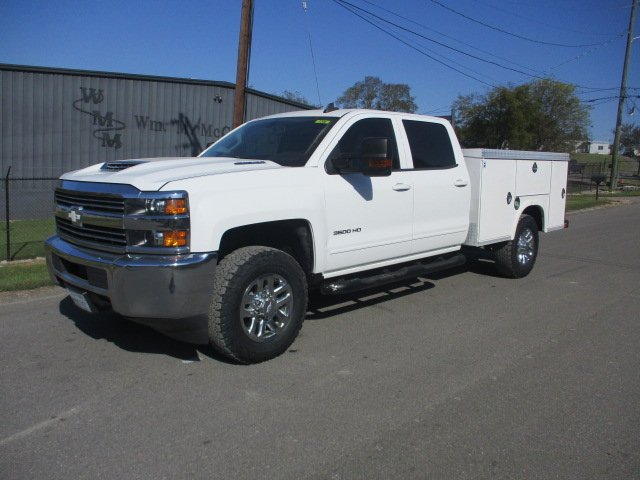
(100, 133, 122, 149)
(92, 111, 115, 127)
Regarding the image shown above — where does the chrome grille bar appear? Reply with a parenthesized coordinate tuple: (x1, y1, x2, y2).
(55, 190, 125, 214)
(56, 218, 126, 247)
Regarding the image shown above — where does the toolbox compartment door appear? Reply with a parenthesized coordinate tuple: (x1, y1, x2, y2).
(516, 159, 551, 196)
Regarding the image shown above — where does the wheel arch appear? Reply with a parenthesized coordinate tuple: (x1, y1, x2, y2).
(218, 219, 315, 276)
(522, 204, 544, 231)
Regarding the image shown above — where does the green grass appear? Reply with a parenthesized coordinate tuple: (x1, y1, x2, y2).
(570, 152, 638, 173)
(566, 190, 640, 211)
(0, 261, 53, 291)
(0, 218, 55, 261)
(566, 196, 610, 211)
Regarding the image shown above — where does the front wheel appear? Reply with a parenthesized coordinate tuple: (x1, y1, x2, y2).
(208, 246, 308, 363)
(493, 214, 539, 278)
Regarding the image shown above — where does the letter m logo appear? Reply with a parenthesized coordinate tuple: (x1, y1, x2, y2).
(100, 133, 122, 149)
(92, 111, 114, 127)
(79, 87, 104, 104)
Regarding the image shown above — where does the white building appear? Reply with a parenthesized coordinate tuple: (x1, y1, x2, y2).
(587, 141, 611, 155)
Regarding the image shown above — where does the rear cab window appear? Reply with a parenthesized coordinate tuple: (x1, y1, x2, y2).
(402, 120, 457, 169)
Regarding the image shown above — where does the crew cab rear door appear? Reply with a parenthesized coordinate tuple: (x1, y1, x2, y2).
(321, 115, 413, 273)
(398, 118, 470, 254)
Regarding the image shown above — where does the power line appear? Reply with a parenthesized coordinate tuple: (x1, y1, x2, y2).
(333, 0, 617, 90)
(477, 0, 630, 11)
(336, 0, 542, 80)
(358, 0, 540, 75)
(576, 87, 640, 95)
(468, 0, 624, 37)
(332, 0, 496, 87)
(395, 29, 502, 85)
(357, 0, 628, 90)
(428, 0, 619, 48)
(582, 95, 640, 106)
(549, 36, 623, 71)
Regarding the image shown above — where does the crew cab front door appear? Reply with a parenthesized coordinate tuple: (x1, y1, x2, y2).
(322, 116, 413, 274)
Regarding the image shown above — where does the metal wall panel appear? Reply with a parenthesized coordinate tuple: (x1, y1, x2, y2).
(0, 65, 310, 179)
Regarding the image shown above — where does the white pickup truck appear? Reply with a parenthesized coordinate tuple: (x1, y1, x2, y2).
(45, 108, 568, 363)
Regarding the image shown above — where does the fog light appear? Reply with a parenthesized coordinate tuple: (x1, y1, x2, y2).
(162, 230, 188, 247)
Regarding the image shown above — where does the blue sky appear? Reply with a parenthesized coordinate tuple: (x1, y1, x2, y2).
(1, 0, 638, 142)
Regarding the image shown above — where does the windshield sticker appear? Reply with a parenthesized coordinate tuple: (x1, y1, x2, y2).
(315, 119, 332, 125)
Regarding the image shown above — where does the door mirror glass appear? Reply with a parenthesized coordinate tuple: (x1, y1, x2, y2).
(360, 137, 392, 176)
(331, 137, 392, 177)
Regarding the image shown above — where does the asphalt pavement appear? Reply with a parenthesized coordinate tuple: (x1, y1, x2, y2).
(1, 201, 639, 479)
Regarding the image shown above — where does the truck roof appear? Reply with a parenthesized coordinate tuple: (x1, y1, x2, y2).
(260, 108, 451, 124)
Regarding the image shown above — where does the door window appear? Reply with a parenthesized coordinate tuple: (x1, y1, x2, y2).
(327, 118, 400, 170)
(402, 120, 456, 169)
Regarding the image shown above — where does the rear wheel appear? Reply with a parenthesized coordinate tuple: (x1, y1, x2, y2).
(493, 214, 539, 278)
(208, 246, 307, 363)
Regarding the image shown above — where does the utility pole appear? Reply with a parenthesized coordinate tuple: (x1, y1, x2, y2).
(610, 0, 638, 191)
(233, 0, 254, 128)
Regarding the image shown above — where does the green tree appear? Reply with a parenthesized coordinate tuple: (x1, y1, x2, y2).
(336, 76, 417, 113)
(453, 79, 590, 152)
(280, 90, 313, 106)
(618, 122, 640, 175)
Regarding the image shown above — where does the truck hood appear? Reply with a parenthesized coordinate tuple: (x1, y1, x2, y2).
(59, 157, 284, 191)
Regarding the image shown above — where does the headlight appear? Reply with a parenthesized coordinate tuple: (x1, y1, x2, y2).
(145, 198, 188, 215)
(124, 191, 190, 252)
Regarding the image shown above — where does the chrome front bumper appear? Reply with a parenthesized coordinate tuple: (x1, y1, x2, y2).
(45, 235, 217, 319)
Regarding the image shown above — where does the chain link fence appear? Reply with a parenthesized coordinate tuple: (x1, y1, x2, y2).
(567, 162, 606, 193)
(567, 157, 640, 194)
(1, 168, 60, 261)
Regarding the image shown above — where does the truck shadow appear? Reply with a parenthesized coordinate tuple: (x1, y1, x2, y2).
(306, 253, 501, 320)
(58, 297, 232, 363)
(307, 279, 435, 320)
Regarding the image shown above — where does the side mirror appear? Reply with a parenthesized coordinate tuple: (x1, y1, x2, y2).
(331, 137, 393, 177)
(360, 137, 392, 177)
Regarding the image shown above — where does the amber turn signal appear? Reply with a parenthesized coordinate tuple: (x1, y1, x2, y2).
(164, 198, 188, 215)
(163, 230, 188, 247)
(368, 159, 393, 168)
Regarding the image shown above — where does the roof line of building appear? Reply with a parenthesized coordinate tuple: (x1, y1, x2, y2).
(0, 63, 315, 110)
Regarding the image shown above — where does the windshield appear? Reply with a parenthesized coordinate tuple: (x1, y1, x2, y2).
(200, 116, 338, 167)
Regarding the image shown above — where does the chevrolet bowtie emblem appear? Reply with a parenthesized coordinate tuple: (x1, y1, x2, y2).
(68, 206, 84, 226)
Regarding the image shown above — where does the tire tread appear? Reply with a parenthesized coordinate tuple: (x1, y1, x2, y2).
(208, 246, 307, 363)
(493, 214, 538, 279)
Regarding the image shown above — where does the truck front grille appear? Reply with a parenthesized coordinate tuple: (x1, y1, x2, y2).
(55, 190, 125, 214)
(55, 187, 127, 252)
(56, 217, 127, 250)
(54, 181, 189, 255)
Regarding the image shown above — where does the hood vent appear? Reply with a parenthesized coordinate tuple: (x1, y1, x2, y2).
(101, 160, 147, 171)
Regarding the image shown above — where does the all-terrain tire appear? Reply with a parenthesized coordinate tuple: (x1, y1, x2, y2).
(494, 214, 539, 279)
(208, 246, 308, 364)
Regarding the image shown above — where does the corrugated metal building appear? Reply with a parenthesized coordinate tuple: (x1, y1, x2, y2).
(0, 64, 312, 178)
(0, 64, 312, 220)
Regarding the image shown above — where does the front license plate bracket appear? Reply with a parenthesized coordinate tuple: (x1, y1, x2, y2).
(67, 288, 97, 313)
